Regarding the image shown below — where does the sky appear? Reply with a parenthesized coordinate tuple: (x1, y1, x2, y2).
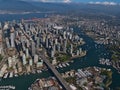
(23, 0, 120, 3)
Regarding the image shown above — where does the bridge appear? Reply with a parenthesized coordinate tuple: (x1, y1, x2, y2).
(39, 51, 71, 90)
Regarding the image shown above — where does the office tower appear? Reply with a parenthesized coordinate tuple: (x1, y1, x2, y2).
(10, 27, 15, 47)
(55, 38, 58, 45)
(12, 55, 16, 66)
(50, 38, 53, 46)
(31, 41, 36, 57)
(22, 41, 26, 51)
(29, 59, 33, 66)
(3, 22, 9, 30)
(8, 57, 12, 67)
(117, 31, 120, 39)
(37, 60, 43, 67)
(63, 31, 66, 39)
(52, 58, 57, 65)
(42, 36, 46, 43)
(53, 44, 56, 52)
(26, 48, 29, 58)
(34, 54, 38, 64)
(22, 54, 26, 65)
(46, 36, 48, 48)
(57, 43, 60, 52)
(77, 50, 79, 56)
(70, 44, 73, 54)
(36, 38, 40, 49)
(0, 22, 2, 29)
(25, 24, 28, 31)
(16, 41, 21, 51)
(79, 38, 83, 42)
(0, 35, 3, 55)
(79, 48, 82, 54)
(15, 31, 18, 37)
(51, 49, 54, 58)
(19, 23, 23, 30)
(59, 36, 62, 44)
(75, 35, 79, 42)
(69, 33, 72, 40)
(63, 39, 67, 53)
(26, 39, 30, 48)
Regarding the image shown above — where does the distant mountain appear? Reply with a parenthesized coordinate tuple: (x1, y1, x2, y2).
(29, 2, 120, 18)
(0, 0, 40, 12)
(0, 0, 120, 18)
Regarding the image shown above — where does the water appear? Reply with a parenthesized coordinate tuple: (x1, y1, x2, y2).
(0, 71, 53, 90)
(0, 12, 52, 22)
(0, 14, 120, 90)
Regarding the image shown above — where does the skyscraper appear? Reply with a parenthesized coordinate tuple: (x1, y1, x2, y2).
(57, 43, 61, 52)
(70, 44, 73, 54)
(51, 50, 54, 58)
(0, 22, 2, 29)
(22, 54, 26, 65)
(10, 27, 15, 47)
(0, 33, 3, 55)
(34, 54, 38, 64)
(8, 57, 12, 68)
(63, 39, 67, 53)
(31, 41, 36, 57)
(63, 31, 66, 39)
(26, 48, 29, 58)
(29, 59, 33, 66)
(36, 37, 40, 49)
(45, 36, 48, 48)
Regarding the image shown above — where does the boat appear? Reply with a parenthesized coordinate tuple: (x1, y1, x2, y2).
(37, 70, 42, 73)
(3, 73, 9, 78)
(14, 74, 18, 77)
(59, 64, 63, 68)
(9, 72, 13, 78)
(66, 63, 70, 66)
(62, 63, 66, 67)
(56, 66, 59, 68)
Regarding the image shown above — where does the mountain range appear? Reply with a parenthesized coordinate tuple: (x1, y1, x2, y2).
(0, 0, 120, 18)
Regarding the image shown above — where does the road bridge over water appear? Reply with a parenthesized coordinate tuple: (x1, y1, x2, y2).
(39, 52, 71, 90)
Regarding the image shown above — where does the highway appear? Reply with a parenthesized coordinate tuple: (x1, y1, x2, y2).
(39, 51, 72, 90)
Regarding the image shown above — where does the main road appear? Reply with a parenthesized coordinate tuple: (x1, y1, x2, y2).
(38, 50, 72, 90)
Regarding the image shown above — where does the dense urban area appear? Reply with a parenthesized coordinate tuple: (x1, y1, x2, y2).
(0, 0, 120, 90)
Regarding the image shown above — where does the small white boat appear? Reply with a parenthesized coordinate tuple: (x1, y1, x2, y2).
(9, 72, 13, 78)
(59, 64, 63, 68)
(3, 73, 9, 78)
(14, 74, 18, 77)
(66, 63, 70, 66)
(62, 63, 66, 67)
(56, 66, 59, 68)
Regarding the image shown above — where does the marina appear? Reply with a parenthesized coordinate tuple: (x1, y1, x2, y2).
(99, 58, 111, 66)
(56, 62, 70, 69)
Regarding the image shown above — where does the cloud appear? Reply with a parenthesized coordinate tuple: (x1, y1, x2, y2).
(89, 1, 118, 5)
(63, 0, 71, 3)
(29, 0, 72, 3)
